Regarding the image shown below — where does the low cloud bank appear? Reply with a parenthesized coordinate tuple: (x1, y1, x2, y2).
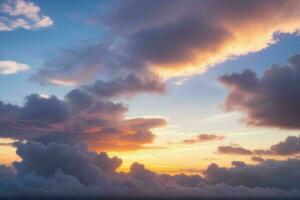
(0, 141, 300, 197)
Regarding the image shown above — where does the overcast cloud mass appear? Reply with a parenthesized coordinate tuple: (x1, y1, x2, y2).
(0, 141, 300, 198)
(1, 0, 300, 198)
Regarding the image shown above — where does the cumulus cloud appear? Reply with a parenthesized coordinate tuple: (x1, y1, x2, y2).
(21, 94, 70, 123)
(0, 60, 29, 75)
(205, 159, 300, 191)
(0, 89, 166, 151)
(220, 54, 300, 129)
(33, 0, 300, 89)
(182, 134, 225, 144)
(14, 142, 122, 185)
(0, 0, 53, 31)
(0, 141, 300, 197)
(255, 135, 300, 156)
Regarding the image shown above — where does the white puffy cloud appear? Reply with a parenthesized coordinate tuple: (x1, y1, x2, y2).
(0, 0, 53, 31)
(0, 60, 29, 75)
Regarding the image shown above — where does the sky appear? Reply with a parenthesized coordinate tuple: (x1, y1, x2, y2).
(1, 0, 300, 198)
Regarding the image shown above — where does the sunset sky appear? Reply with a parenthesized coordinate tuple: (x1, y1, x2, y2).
(1, 0, 300, 198)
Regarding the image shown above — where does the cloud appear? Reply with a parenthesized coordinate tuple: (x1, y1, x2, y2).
(205, 159, 300, 191)
(0, 141, 300, 197)
(218, 146, 253, 155)
(32, 44, 165, 97)
(218, 135, 300, 157)
(0, 89, 166, 151)
(254, 135, 300, 156)
(231, 161, 246, 168)
(14, 142, 122, 186)
(182, 134, 225, 144)
(0, 60, 29, 75)
(100, 0, 300, 78)
(268, 135, 300, 155)
(32, 43, 107, 86)
(0, 0, 53, 31)
(220, 54, 300, 129)
(33, 0, 300, 88)
(251, 156, 265, 163)
(21, 94, 70, 123)
(85, 73, 165, 99)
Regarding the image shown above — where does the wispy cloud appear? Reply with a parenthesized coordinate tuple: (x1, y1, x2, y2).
(182, 134, 225, 144)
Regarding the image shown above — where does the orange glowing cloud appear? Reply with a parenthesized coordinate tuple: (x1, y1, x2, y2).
(0, 90, 167, 152)
(143, 1, 300, 78)
(33, 1, 300, 87)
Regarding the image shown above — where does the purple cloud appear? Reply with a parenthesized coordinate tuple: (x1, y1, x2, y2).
(220, 54, 300, 129)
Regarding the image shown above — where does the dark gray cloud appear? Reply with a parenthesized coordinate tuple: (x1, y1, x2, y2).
(220, 54, 300, 129)
(183, 134, 225, 144)
(21, 94, 70, 123)
(0, 141, 300, 197)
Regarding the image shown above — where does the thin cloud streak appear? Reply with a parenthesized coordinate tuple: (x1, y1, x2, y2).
(182, 134, 225, 144)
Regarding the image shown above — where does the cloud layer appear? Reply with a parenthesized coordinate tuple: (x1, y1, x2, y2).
(0, 141, 300, 197)
(0, 0, 53, 31)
